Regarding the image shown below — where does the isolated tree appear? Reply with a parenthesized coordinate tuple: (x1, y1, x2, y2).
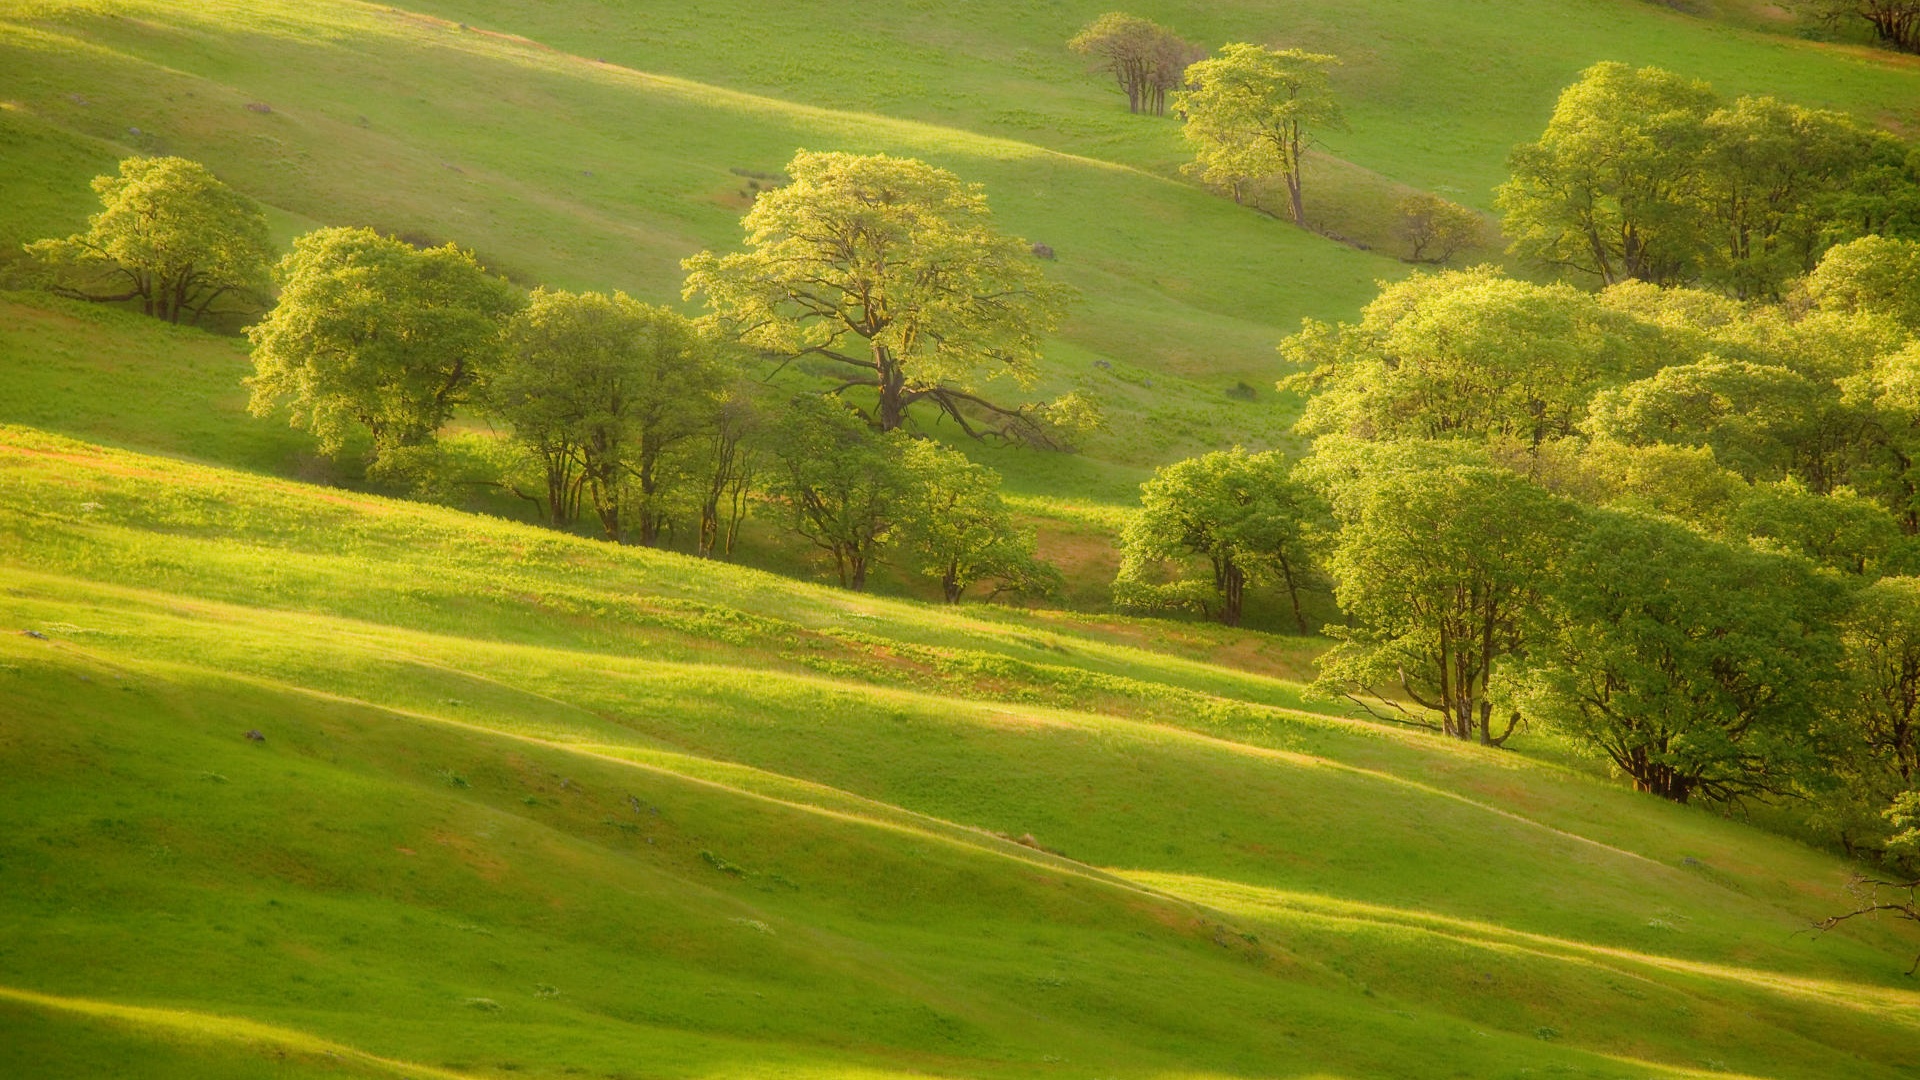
(1283, 269, 1660, 447)
(1174, 44, 1345, 225)
(1302, 440, 1575, 743)
(1499, 62, 1718, 286)
(1114, 448, 1316, 629)
(26, 156, 272, 325)
(768, 396, 914, 590)
(246, 227, 520, 473)
(1068, 13, 1199, 116)
(685, 151, 1072, 444)
(1521, 508, 1846, 803)
(1394, 193, 1481, 264)
(1812, 0, 1920, 52)
(491, 289, 716, 543)
(898, 440, 1048, 603)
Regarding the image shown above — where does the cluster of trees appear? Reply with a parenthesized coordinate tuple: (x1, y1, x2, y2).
(24, 150, 1073, 601)
(1067, 12, 1201, 116)
(1500, 62, 1920, 297)
(1120, 238, 1920, 879)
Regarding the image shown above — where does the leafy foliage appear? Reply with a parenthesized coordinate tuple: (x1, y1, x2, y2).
(25, 156, 272, 325)
(1067, 12, 1199, 116)
(1114, 448, 1316, 629)
(1300, 439, 1576, 744)
(1522, 508, 1847, 804)
(1173, 44, 1344, 225)
(245, 227, 521, 475)
(684, 150, 1073, 445)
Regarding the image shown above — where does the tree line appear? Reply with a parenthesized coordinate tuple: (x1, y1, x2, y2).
(23, 151, 1076, 602)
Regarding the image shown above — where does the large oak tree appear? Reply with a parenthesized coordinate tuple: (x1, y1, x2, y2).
(684, 151, 1073, 446)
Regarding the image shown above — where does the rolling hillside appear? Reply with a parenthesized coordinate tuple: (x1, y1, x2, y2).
(3, 426, 1920, 1079)
(6, 1, 1920, 1077)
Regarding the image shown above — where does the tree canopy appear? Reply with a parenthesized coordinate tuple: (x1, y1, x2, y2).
(1114, 448, 1316, 629)
(491, 288, 719, 544)
(26, 155, 273, 325)
(1498, 62, 1920, 296)
(684, 150, 1075, 446)
(1067, 12, 1199, 116)
(1173, 44, 1344, 225)
(246, 227, 521, 473)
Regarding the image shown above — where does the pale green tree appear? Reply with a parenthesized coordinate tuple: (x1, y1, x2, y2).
(768, 396, 915, 590)
(246, 227, 520, 474)
(1300, 439, 1576, 742)
(1113, 448, 1317, 629)
(684, 151, 1073, 444)
(1173, 44, 1344, 224)
(898, 440, 1054, 603)
(1522, 507, 1847, 803)
(26, 156, 272, 325)
(1068, 12, 1199, 116)
(1282, 268, 1661, 447)
(1394, 193, 1482, 264)
(492, 289, 718, 544)
(1498, 62, 1719, 286)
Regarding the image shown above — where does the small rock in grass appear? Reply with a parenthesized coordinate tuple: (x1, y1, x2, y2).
(21, 630, 46, 640)
(244, 102, 272, 114)
(244, 729, 266, 742)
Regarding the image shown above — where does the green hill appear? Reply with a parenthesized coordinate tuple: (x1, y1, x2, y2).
(4, 426, 1920, 1079)
(7, 1, 1920, 1077)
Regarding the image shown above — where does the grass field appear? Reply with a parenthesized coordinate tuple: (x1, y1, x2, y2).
(3, 426, 1920, 1079)
(7, 0, 1920, 1076)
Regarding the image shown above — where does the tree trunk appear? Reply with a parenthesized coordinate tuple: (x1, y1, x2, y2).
(1277, 552, 1308, 634)
(1286, 127, 1306, 226)
(875, 344, 907, 431)
(942, 563, 962, 604)
(1219, 559, 1245, 626)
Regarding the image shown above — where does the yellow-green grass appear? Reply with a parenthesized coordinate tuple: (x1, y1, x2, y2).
(2, 425, 1919, 1077)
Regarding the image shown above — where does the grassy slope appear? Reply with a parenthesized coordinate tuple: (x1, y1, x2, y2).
(2, 426, 1920, 1079)
(5, 3, 1920, 1075)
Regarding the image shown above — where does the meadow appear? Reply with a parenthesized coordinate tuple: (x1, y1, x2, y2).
(6, 0, 1920, 1076)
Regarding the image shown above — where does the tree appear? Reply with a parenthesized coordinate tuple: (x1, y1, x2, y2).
(1300, 440, 1576, 742)
(1521, 508, 1846, 803)
(26, 156, 272, 325)
(1067, 13, 1199, 116)
(768, 396, 914, 590)
(1283, 269, 1662, 448)
(693, 382, 763, 560)
(1825, 578, 1920, 857)
(1698, 97, 1902, 297)
(1811, 0, 1920, 53)
(491, 289, 718, 544)
(246, 227, 520, 474)
(1113, 448, 1317, 629)
(1585, 358, 1830, 483)
(684, 151, 1072, 444)
(1394, 193, 1482, 264)
(1497, 62, 1718, 286)
(1173, 44, 1344, 225)
(1723, 481, 1907, 575)
(898, 440, 1052, 603)
(1808, 235, 1920, 333)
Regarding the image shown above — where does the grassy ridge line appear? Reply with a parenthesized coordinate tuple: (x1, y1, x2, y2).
(0, 424, 1332, 711)
(17, 567, 1647, 880)
(1131, 872, 1920, 1028)
(0, 987, 475, 1080)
